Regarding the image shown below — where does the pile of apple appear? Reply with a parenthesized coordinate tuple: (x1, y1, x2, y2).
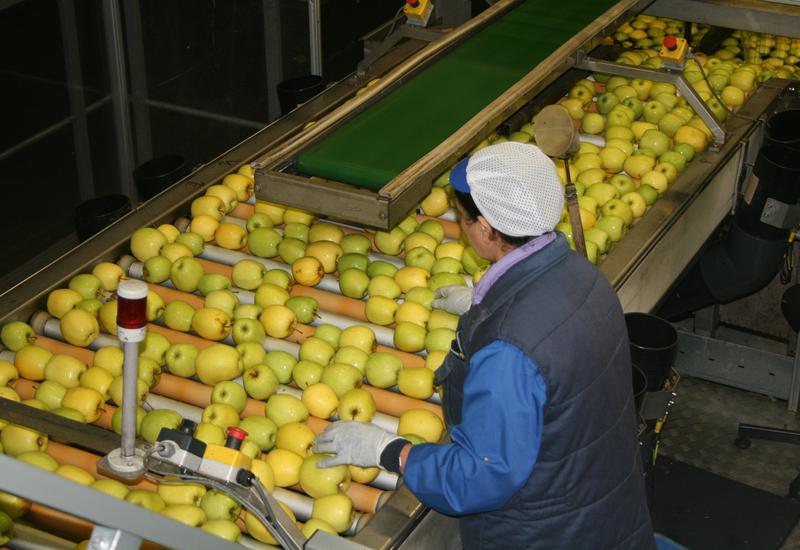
(0, 166, 466, 545)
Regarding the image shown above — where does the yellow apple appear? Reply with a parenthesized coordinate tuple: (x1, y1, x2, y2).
(420, 188, 449, 217)
(302, 383, 339, 419)
(60, 308, 99, 347)
(311, 493, 354, 533)
(305, 241, 343, 274)
(398, 408, 444, 443)
(15, 345, 52, 381)
(292, 256, 324, 286)
(339, 325, 376, 353)
(92, 262, 125, 292)
(265, 448, 304, 487)
(61, 386, 105, 423)
(189, 214, 220, 242)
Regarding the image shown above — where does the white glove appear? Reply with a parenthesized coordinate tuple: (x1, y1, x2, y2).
(431, 285, 473, 315)
(313, 421, 403, 468)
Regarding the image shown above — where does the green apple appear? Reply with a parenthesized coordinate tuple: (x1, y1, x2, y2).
(673, 142, 696, 162)
(596, 91, 620, 114)
(231, 318, 266, 345)
(44, 354, 87, 389)
(59, 308, 99, 347)
(77, 298, 102, 317)
(264, 393, 309, 427)
(428, 273, 467, 293)
(338, 268, 371, 299)
(340, 233, 372, 256)
(254, 282, 290, 309)
(202, 403, 240, 430)
(394, 322, 427, 353)
(194, 421, 225, 445)
(191, 307, 232, 341)
(366, 260, 398, 279)
(339, 325, 376, 353)
(584, 183, 619, 207)
(195, 343, 243, 386)
(285, 296, 319, 325)
(606, 108, 632, 128)
(111, 406, 145, 434)
(658, 150, 687, 173)
(197, 273, 231, 296)
(373, 227, 407, 256)
(165, 343, 198, 378)
(163, 300, 195, 332)
(248, 227, 282, 258)
(47, 288, 82, 319)
(333, 346, 369, 374)
(231, 259, 265, 291)
(404, 247, 436, 272)
(238, 416, 278, 452)
(425, 327, 456, 353)
(162, 504, 207, 527)
(405, 231, 438, 254)
(583, 227, 611, 254)
(395, 301, 430, 328)
(204, 290, 239, 318)
(431, 257, 462, 275)
(51, 406, 86, 423)
(600, 199, 634, 226)
(365, 295, 399, 326)
(595, 216, 627, 242)
(0, 492, 30, 519)
(283, 222, 309, 243)
(55, 464, 95, 485)
(580, 112, 605, 135)
(397, 213, 420, 235)
(175, 232, 204, 256)
(233, 303, 263, 321)
(211, 381, 248, 414)
(246, 212, 273, 232)
(0, 359, 18, 387)
(109, 375, 148, 407)
(278, 237, 308, 265)
(124, 490, 166, 513)
(1, 423, 47, 456)
(311, 493, 354, 534)
(22, 398, 48, 411)
(242, 364, 279, 400)
(337, 387, 376, 422)
(142, 256, 172, 284)
(622, 96, 644, 119)
(622, 190, 648, 218)
(367, 275, 401, 300)
(428, 309, 458, 331)
(657, 112, 683, 138)
(139, 332, 170, 366)
(640, 170, 669, 194)
(91, 479, 130, 500)
(300, 454, 351, 499)
(321, 363, 363, 397)
(314, 324, 341, 351)
(201, 519, 241, 542)
(130, 227, 167, 262)
(397, 367, 435, 399)
(639, 129, 670, 157)
(33, 380, 67, 409)
(140, 409, 183, 443)
(405, 286, 435, 309)
(158, 481, 208, 507)
(79, 366, 114, 400)
(292, 359, 325, 389)
(136, 356, 162, 388)
(17, 450, 58, 471)
(1, 321, 36, 352)
(170, 257, 205, 293)
(263, 350, 297, 384)
(337, 253, 369, 273)
(300, 337, 335, 366)
(236, 341, 266, 369)
(637, 184, 659, 206)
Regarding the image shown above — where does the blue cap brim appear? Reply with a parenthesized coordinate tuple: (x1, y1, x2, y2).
(449, 157, 471, 193)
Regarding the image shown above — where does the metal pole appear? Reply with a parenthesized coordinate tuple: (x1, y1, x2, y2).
(101, 0, 136, 199)
(121, 341, 138, 457)
(123, 0, 154, 164)
(307, 0, 323, 76)
(263, 0, 284, 121)
(144, 99, 266, 130)
(58, 0, 95, 201)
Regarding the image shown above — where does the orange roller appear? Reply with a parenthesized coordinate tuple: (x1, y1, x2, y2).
(417, 214, 461, 240)
(290, 285, 367, 323)
(152, 373, 212, 410)
(197, 258, 233, 278)
(36, 335, 94, 365)
(363, 385, 444, 423)
(46, 441, 155, 491)
(145, 283, 204, 309)
(345, 482, 384, 514)
(146, 323, 215, 350)
(27, 505, 161, 549)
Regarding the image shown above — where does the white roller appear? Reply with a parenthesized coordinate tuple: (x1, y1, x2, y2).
(144, 393, 203, 423)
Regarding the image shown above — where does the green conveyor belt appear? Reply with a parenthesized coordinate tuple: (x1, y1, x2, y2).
(297, 0, 618, 190)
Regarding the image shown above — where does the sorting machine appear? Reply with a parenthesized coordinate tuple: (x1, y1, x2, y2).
(1, 0, 799, 547)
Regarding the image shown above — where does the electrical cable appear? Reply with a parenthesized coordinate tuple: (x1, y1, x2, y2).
(386, 4, 408, 38)
(781, 230, 796, 285)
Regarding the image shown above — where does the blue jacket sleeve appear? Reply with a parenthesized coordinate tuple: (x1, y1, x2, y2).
(403, 340, 547, 516)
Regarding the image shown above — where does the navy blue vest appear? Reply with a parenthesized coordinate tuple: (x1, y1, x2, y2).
(436, 236, 655, 549)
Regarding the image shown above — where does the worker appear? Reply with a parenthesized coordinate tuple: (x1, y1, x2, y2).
(314, 142, 656, 549)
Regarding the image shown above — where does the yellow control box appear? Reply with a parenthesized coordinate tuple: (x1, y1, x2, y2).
(204, 444, 252, 470)
(404, 0, 433, 27)
(659, 36, 688, 62)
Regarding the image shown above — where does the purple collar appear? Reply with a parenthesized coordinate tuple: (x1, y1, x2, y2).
(472, 232, 557, 305)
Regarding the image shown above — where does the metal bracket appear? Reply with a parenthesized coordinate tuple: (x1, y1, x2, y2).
(88, 526, 142, 550)
(760, 198, 800, 229)
(572, 50, 726, 150)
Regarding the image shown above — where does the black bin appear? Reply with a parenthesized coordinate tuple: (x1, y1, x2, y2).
(765, 109, 800, 153)
(625, 312, 677, 393)
(277, 75, 325, 116)
(134, 155, 189, 202)
(74, 194, 132, 242)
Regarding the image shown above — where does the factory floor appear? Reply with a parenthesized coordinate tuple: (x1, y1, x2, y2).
(657, 376, 800, 548)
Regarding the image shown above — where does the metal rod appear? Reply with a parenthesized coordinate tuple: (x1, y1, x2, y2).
(121, 340, 139, 458)
(144, 99, 266, 130)
(307, 0, 323, 76)
(263, 0, 284, 121)
(0, 98, 109, 163)
(123, 0, 154, 163)
(790, 335, 800, 412)
(58, 0, 95, 201)
(101, 0, 136, 198)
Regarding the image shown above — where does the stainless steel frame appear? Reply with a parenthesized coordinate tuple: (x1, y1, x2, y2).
(645, 0, 800, 38)
(253, 0, 648, 229)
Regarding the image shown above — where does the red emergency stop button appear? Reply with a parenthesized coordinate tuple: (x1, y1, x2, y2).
(663, 35, 678, 51)
(406, 0, 420, 6)
(225, 427, 248, 450)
